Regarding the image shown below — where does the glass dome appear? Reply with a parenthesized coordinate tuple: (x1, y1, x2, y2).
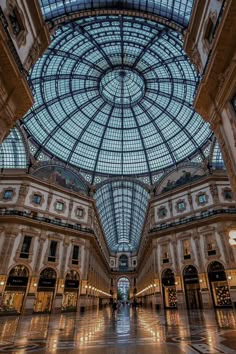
(22, 15, 211, 179)
(39, 0, 194, 28)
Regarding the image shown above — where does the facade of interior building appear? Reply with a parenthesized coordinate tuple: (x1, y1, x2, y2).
(0, 0, 236, 319)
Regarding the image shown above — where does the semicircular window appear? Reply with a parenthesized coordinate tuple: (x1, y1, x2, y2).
(33, 165, 89, 194)
(22, 15, 211, 178)
(0, 127, 27, 169)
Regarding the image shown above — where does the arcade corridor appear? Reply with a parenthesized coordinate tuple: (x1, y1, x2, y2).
(0, 306, 236, 353)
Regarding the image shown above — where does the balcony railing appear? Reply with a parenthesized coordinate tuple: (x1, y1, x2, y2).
(0, 209, 94, 234)
(149, 208, 236, 233)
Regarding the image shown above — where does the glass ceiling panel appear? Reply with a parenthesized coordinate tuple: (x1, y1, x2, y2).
(39, 0, 194, 28)
(95, 180, 150, 252)
(22, 15, 212, 180)
(0, 128, 27, 169)
(211, 141, 225, 170)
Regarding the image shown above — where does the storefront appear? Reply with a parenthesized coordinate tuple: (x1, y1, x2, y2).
(183, 265, 202, 309)
(208, 261, 232, 307)
(0, 265, 29, 314)
(162, 268, 177, 309)
(34, 268, 57, 313)
(62, 270, 80, 312)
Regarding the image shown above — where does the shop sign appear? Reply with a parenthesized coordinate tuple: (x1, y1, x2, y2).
(38, 278, 56, 287)
(65, 280, 79, 289)
(7, 276, 28, 286)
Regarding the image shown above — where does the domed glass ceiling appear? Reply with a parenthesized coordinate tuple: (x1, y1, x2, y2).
(23, 15, 211, 179)
(39, 0, 194, 28)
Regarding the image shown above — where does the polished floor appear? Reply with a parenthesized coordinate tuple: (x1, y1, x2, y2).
(1, 305, 236, 353)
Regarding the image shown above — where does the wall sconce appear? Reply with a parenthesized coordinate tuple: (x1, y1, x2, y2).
(61, 284, 64, 288)
(228, 275, 232, 280)
(199, 279, 203, 283)
(0, 281, 4, 286)
(33, 283, 37, 287)
(175, 281, 178, 285)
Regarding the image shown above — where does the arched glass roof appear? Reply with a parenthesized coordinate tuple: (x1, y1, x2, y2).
(39, 0, 194, 28)
(211, 141, 225, 170)
(95, 180, 149, 252)
(22, 15, 211, 180)
(0, 128, 27, 169)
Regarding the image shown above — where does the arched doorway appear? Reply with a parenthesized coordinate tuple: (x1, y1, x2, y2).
(208, 261, 232, 307)
(162, 269, 177, 309)
(1, 265, 29, 314)
(119, 255, 129, 270)
(62, 270, 80, 312)
(34, 268, 57, 313)
(183, 265, 202, 309)
(117, 277, 130, 302)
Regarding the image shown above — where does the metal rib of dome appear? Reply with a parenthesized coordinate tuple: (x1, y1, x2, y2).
(39, 0, 194, 28)
(22, 15, 211, 179)
(95, 180, 149, 252)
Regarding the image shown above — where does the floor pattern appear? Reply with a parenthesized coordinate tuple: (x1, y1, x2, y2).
(1, 306, 236, 353)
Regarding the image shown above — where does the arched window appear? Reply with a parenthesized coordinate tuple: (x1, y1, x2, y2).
(119, 255, 129, 270)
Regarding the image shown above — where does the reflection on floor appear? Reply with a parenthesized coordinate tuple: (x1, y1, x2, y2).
(1, 305, 236, 353)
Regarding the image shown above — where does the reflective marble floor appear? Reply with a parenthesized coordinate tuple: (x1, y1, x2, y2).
(1, 306, 236, 353)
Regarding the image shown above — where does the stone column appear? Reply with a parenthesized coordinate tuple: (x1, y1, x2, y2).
(211, 113, 236, 197)
(46, 191, 53, 212)
(192, 229, 204, 272)
(34, 230, 46, 273)
(17, 183, 29, 210)
(0, 228, 18, 273)
(60, 238, 70, 277)
(209, 182, 220, 206)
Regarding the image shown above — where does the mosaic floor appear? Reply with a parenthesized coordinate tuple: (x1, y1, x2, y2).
(1, 306, 236, 353)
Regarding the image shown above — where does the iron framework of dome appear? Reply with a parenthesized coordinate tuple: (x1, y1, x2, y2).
(22, 15, 211, 182)
(39, 0, 194, 28)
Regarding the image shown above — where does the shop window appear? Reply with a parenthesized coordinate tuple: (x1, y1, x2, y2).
(72, 245, 79, 265)
(32, 194, 42, 205)
(76, 208, 84, 218)
(3, 189, 13, 200)
(48, 241, 57, 262)
(20, 236, 32, 259)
